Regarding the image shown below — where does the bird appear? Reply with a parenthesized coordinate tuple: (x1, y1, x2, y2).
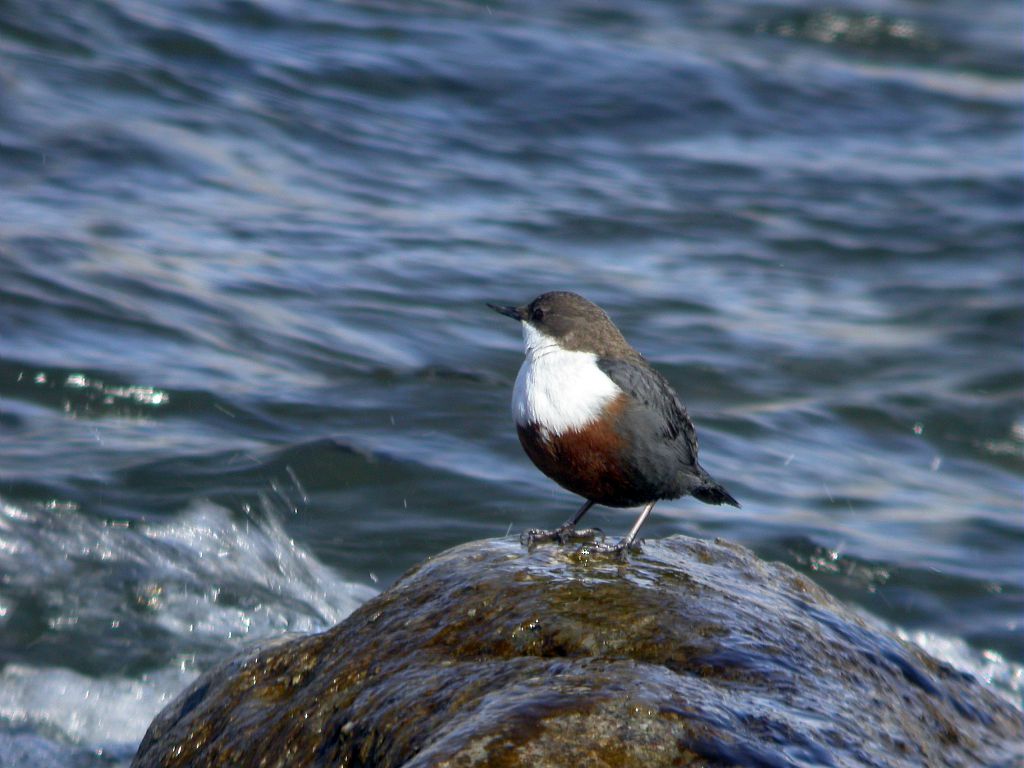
(488, 291, 738, 556)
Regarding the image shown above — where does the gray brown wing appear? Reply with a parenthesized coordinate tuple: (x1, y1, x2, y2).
(596, 357, 700, 465)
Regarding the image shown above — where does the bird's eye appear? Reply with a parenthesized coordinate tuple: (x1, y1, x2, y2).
(531, 306, 545, 322)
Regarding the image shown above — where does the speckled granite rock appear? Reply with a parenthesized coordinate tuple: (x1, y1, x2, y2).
(132, 536, 1023, 768)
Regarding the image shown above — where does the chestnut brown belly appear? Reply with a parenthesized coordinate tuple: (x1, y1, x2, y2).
(516, 405, 658, 508)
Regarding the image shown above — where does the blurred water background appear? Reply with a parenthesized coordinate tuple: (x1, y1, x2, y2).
(0, 0, 1021, 764)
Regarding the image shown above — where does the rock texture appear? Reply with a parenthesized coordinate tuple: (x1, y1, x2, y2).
(132, 536, 1023, 768)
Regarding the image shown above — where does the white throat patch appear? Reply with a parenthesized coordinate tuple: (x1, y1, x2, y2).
(512, 323, 621, 436)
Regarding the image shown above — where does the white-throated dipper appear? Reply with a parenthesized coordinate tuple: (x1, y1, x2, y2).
(489, 291, 739, 555)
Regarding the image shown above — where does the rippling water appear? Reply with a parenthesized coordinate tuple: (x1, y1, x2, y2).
(0, 0, 1021, 763)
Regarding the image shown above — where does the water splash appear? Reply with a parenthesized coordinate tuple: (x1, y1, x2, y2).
(899, 629, 1024, 708)
(0, 497, 376, 763)
(0, 663, 194, 764)
(64, 372, 169, 408)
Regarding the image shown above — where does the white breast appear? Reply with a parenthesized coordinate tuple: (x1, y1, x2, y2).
(512, 322, 622, 436)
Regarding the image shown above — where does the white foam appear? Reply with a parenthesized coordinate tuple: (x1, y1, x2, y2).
(0, 497, 377, 761)
(138, 501, 376, 640)
(0, 662, 195, 750)
(896, 628, 1024, 709)
(0, 498, 375, 644)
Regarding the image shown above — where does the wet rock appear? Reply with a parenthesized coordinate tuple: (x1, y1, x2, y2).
(132, 536, 1023, 767)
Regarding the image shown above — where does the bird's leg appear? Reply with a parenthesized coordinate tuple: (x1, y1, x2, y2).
(620, 500, 656, 550)
(522, 500, 600, 546)
(581, 501, 657, 559)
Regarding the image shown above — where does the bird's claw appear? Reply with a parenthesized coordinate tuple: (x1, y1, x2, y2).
(574, 538, 643, 562)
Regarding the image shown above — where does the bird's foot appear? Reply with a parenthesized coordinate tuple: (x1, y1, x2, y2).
(575, 537, 643, 562)
(521, 525, 602, 548)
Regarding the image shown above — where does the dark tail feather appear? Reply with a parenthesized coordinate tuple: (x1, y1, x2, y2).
(691, 474, 740, 508)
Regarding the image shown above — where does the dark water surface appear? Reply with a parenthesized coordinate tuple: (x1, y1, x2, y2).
(0, 0, 1021, 763)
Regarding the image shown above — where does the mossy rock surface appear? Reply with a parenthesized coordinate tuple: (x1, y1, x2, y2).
(132, 536, 1023, 767)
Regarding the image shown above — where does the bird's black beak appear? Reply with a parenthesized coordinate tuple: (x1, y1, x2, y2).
(487, 303, 525, 321)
